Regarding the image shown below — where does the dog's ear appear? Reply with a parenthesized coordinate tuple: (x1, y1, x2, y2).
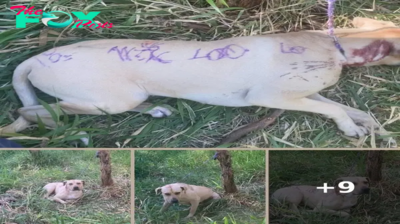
(366, 177, 370, 184)
(63, 181, 67, 186)
(334, 178, 343, 194)
(155, 187, 162, 195)
(180, 186, 187, 193)
(352, 17, 397, 30)
(81, 181, 85, 186)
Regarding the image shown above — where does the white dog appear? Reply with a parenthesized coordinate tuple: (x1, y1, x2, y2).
(271, 177, 370, 217)
(155, 183, 221, 218)
(43, 179, 85, 204)
(1, 17, 399, 143)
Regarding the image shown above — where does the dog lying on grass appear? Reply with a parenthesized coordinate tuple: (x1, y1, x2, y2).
(271, 177, 370, 217)
(43, 179, 84, 204)
(1, 17, 399, 144)
(155, 183, 221, 218)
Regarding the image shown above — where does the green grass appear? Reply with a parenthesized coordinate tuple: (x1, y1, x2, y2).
(134, 150, 266, 223)
(269, 150, 400, 224)
(0, 150, 131, 224)
(0, 0, 399, 148)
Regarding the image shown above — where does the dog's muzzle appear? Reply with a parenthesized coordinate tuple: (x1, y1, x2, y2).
(171, 198, 179, 203)
(72, 186, 81, 191)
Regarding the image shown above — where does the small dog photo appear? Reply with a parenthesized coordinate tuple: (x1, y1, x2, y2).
(269, 150, 400, 224)
(0, 150, 131, 224)
(134, 150, 266, 224)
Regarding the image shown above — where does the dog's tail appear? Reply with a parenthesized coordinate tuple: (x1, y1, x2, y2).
(0, 60, 37, 134)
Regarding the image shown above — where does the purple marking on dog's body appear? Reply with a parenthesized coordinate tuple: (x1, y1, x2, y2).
(280, 43, 306, 54)
(42, 49, 73, 63)
(108, 43, 172, 64)
(189, 44, 249, 61)
(34, 57, 47, 67)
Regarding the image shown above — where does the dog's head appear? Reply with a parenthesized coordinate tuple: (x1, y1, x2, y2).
(334, 177, 370, 195)
(338, 17, 400, 66)
(155, 183, 192, 203)
(63, 179, 85, 192)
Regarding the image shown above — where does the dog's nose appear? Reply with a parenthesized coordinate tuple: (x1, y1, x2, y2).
(172, 198, 179, 203)
(73, 186, 80, 191)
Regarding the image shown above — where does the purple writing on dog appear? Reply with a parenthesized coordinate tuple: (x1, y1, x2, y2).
(189, 44, 249, 61)
(108, 43, 172, 64)
(34, 57, 47, 67)
(280, 43, 306, 54)
(42, 49, 73, 63)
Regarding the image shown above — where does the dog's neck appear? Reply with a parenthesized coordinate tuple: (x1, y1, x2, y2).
(336, 28, 400, 66)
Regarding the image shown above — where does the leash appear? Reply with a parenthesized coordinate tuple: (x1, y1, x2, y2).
(327, 0, 346, 57)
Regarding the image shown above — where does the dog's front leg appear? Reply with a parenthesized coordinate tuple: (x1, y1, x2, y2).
(308, 93, 396, 145)
(160, 201, 172, 212)
(52, 197, 68, 204)
(307, 93, 379, 129)
(185, 201, 200, 219)
(245, 92, 367, 137)
(311, 207, 350, 217)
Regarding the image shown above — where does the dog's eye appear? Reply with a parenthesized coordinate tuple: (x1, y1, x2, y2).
(165, 193, 171, 196)
(363, 181, 368, 184)
(69, 183, 73, 185)
(175, 192, 180, 195)
(77, 183, 81, 185)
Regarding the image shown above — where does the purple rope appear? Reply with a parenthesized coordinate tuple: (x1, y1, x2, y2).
(327, 0, 345, 56)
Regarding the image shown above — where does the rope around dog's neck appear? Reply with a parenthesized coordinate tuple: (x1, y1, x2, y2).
(327, 0, 346, 56)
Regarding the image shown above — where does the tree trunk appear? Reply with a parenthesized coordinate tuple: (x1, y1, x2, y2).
(366, 151, 384, 183)
(215, 150, 238, 193)
(98, 150, 114, 187)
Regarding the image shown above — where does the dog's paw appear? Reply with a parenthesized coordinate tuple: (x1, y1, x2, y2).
(337, 120, 368, 137)
(346, 110, 379, 129)
(147, 106, 172, 118)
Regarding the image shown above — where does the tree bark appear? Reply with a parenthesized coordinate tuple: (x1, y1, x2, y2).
(215, 150, 238, 193)
(98, 150, 114, 187)
(366, 151, 384, 183)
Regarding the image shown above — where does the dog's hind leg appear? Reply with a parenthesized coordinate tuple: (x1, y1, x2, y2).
(0, 117, 31, 134)
(17, 102, 106, 128)
(129, 102, 172, 118)
(245, 93, 368, 137)
(15, 101, 139, 145)
(43, 184, 56, 198)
